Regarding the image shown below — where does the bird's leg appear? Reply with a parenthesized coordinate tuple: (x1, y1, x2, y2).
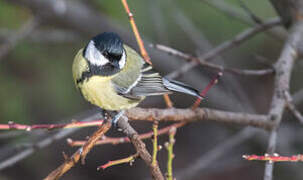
(98, 109, 125, 127)
(110, 110, 125, 127)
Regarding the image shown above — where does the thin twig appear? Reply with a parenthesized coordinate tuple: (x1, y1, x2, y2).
(121, 0, 173, 108)
(152, 44, 274, 76)
(44, 121, 111, 180)
(0, 120, 104, 131)
(202, 0, 286, 40)
(192, 72, 222, 110)
(285, 91, 303, 124)
(152, 121, 159, 167)
(200, 18, 281, 63)
(244, 154, 303, 162)
(67, 122, 186, 147)
(163, 19, 280, 79)
(117, 116, 165, 180)
(98, 153, 139, 170)
(0, 112, 101, 171)
(165, 127, 176, 180)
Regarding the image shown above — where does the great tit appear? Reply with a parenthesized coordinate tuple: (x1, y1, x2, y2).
(72, 32, 202, 124)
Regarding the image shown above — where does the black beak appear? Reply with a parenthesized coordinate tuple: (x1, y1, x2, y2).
(110, 60, 120, 69)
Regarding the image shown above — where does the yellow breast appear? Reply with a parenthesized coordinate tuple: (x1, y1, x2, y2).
(78, 76, 143, 110)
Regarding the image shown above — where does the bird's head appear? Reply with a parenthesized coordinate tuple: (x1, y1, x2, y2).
(83, 32, 126, 74)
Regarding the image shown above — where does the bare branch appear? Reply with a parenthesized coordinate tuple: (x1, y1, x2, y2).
(44, 121, 111, 180)
(164, 18, 280, 80)
(285, 91, 303, 124)
(202, 0, 286, 40)
(126, 107, 273, 130)
(152, 44, 274, 76)
(117, 116, 165, 180)
(264, 20, 303, 180)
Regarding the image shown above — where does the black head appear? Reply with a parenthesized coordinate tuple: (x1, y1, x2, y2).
(92, 32, 124, 60)
(83, 32, 126, 76)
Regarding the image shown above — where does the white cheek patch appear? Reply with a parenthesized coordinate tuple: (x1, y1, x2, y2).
(119, 50, 126, 69)
(85, 41, 109, 66)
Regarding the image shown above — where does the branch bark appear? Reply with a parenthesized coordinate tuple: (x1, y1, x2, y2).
(264, 19, 303, 180)
(117, 116, 165, 180)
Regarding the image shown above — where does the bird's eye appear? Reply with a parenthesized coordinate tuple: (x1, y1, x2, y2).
(108, 53, 122, 60)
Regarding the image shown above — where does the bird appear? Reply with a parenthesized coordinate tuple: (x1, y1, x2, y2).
(72, 32, 203, 125)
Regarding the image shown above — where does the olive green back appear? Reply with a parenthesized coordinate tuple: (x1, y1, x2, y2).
(111, 45, 144, 91)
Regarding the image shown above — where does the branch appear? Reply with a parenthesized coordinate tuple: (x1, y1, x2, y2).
(163, 18, 280, 79)
(202, 0, 286, 40)
(264, 20, 303, 180)
(0, 120, 103, 131)
(285, 91, 303, 124)
(244, 154, 303, 162)
(165, 127, 176, 180)
(200, 18, 281, 63)
(67, 122, 185, 147)
(152, 121, 159, 167)
(0, 112, 102, 171)
(117, 116, 165, 180)
(121, 0, 172, 108)
(153, 44, 274, 77)
(44, 121, 111, 180)
(126, 108, 273, 129)
(98, 153, 139, 170)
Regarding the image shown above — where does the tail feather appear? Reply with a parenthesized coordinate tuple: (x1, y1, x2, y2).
(162, 78, 203, 99)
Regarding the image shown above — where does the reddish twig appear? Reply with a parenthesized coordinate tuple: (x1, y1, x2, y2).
(68, 122, 186, 147)
(243, 154, 303, 162)
(98, 153, 139, 170)
(121, 0, 173, 108)
(0, 120, 104, 131)
(192, 72, 223, 110)
(121, 0, 151, 64)
(44, 121, 111, 180)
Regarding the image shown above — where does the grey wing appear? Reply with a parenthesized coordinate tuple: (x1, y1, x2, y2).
(116, 63, 171, 99)
(131, 63, 171, 96)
